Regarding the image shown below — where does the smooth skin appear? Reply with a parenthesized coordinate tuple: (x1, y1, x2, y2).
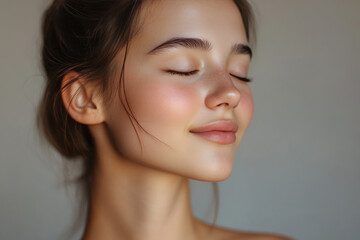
(61, 0, 293, 239)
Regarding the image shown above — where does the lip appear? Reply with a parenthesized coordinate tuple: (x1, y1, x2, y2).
(189, 120, 238, 144)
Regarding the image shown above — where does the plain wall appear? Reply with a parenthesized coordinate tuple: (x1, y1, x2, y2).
(0, 0, 359, 239)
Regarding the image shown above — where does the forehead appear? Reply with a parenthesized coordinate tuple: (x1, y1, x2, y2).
(133, 0, 248, 49)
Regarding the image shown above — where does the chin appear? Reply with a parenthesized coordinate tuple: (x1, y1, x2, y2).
(189, 171, 232, 182)
(186, 160, 234, 182)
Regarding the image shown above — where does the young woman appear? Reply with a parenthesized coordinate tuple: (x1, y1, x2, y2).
(38, 0, 293, 239)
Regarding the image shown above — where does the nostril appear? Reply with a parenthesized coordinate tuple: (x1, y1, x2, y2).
(217, 102, 229, 107)
(205, 89, 241, 110)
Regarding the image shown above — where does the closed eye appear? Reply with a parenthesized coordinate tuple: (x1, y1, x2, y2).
(166, 70, 199, 76)
(165, 70, 252, 82)
(230, 74, 252, 83)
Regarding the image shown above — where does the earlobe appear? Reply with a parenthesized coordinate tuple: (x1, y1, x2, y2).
(61, 72, 105, 125)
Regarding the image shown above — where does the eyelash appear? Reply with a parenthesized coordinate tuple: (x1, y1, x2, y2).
(166, 70, 199, 76)
(166, 70, 252, 83)
(231, 75, 253, 83)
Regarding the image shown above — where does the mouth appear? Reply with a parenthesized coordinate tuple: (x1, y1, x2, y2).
(189, 120, 238, 144)
(190, 131, 236, 144)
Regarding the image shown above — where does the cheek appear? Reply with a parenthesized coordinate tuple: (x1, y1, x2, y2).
(127, 78, 199, 131)
(237, 88, 254, 126)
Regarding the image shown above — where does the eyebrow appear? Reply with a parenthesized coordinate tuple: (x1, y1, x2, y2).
(231, 43, 252, 58)
(147, 37, 252, 58)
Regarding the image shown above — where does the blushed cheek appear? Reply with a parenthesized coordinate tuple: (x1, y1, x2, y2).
(128, 79, 199, 130)
(238, 89, 254, 125)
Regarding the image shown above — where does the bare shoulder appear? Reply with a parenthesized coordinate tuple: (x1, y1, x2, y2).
(218, 227, 294, 240)
(196, 220, 294, 240)
(232, 232, 295, 240)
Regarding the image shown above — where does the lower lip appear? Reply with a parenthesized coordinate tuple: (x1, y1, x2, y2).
(190, 131, 236, 144)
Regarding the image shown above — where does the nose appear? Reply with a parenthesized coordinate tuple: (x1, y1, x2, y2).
(204, 71, 241, 110)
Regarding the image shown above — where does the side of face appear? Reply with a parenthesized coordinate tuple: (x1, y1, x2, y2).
(103, 0, 254, 182)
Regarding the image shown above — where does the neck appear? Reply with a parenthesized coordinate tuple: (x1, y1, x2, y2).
(82, 124, 204, 240)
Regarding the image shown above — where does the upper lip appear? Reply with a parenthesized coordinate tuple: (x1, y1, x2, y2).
(189, 120, 238, 133)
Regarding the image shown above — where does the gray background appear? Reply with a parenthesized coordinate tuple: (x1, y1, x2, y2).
(1, 0, 359, 239)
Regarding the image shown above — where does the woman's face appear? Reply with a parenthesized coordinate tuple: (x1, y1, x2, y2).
(104, 0, 254, 181)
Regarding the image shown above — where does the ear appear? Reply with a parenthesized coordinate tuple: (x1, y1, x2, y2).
(61, 71, 105, 125)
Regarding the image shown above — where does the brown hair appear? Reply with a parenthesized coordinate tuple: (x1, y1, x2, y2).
(37, 0, 256, 229)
